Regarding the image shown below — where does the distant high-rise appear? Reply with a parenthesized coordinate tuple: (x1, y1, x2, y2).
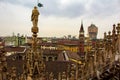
(88, 24, 98, 40)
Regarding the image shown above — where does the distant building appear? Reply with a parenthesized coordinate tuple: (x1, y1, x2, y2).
(88, 24, 98, 40)
(57, 39, 78, 52)
(4, 33, 26, 46)
(78, 21, 85, 57)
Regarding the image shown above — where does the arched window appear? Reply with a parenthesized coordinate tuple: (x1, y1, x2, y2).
(54, 56, 57, 61)
(43, 56, 46, 61)
(48, 57, 53, 61)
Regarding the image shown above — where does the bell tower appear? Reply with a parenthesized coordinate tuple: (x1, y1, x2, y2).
(78, 21, 85, 58)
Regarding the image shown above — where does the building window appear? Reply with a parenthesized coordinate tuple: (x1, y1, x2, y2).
(48, 57, 53, 61)
(43, 56, 46, 61)
(54, 56, 57, 61)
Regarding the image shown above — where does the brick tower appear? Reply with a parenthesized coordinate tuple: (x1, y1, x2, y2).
(78, 21, 85, 58)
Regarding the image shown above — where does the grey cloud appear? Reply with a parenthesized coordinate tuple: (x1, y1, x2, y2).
(2, 0, 84, 18)
(0, 0, 33, 8)
(40, 0, 86, 18)
(0, 0, 21, 5)
(1, 0, 120, 18)
(58, 2, 85, 18)
(89, 0, 120, 17)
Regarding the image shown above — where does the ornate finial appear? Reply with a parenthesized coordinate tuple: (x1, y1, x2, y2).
(27, 74, 32, 80)
(108, 31, 111, 36)
(104, 32, 107, 39)
(49, 72, 54, 80)
(116, 23, 120, 35)
(112, 24, 116, 35)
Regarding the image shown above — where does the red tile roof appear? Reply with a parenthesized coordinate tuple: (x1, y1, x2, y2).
(43, 49, 62, 55)
(57, 51, 80, 61)
(57, 52, 66, 61)
(4, 46, 26, 53)
(67, 51, 80, 60)
(57, 39, 78, 46)
(40, 42, 56, 47)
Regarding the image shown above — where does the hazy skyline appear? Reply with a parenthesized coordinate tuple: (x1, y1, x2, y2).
(0, 0, 120, 38)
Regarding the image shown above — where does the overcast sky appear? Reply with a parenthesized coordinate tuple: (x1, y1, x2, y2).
(0, 0, 120, 38)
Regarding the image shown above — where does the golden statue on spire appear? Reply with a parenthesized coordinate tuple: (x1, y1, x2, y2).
(31, 6, 39, 27)
(23, 4, 45, 80)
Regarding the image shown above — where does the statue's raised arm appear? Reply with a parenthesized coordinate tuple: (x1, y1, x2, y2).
(31, 6, 40, 27)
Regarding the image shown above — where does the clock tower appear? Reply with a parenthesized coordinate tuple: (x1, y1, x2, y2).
(78, 21, 85, 58)
(88, 24, 98, 40)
